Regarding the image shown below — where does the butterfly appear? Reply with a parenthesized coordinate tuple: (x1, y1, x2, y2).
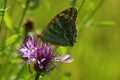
(38, 7, 78, 46)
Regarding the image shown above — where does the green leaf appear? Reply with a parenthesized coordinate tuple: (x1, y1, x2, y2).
(63, 72, 71, 77)
(0, 13, 3, 16)
(5, 33, 22, 47)
(92, 21, 116, 27)
(4, 11, 14, 31)
(0, 9, 6, 13)
(11, 58, 23, 64)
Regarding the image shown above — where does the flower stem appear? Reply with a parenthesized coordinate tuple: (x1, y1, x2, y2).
(35, 72, 40, 80)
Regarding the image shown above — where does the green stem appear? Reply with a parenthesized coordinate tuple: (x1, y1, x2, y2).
(77, 0, 86, 28)
(14, 65, 26, 80)
(17, 0, 30, 29)
(0, 0, 7, 31)
(70, 0, 77, 6)
(77, 0, 104, 41)
(78, 0, 86, 13)
(83, 0, 104, 24)
(0, 0, 4, 8)
(35, 72, 40, 80)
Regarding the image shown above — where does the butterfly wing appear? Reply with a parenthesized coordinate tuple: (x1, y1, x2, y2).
(40, 7, 78, 46)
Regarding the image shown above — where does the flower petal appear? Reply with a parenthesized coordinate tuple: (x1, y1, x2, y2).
(56, 53, 73, 63)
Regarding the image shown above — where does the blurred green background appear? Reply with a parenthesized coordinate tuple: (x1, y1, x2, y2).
(0, 0, 120, 80)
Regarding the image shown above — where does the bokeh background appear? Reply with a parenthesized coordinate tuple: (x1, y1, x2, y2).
(0, 0, 120, 80)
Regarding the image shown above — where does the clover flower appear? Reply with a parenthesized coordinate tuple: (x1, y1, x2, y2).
(18, 35, 73, 78)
